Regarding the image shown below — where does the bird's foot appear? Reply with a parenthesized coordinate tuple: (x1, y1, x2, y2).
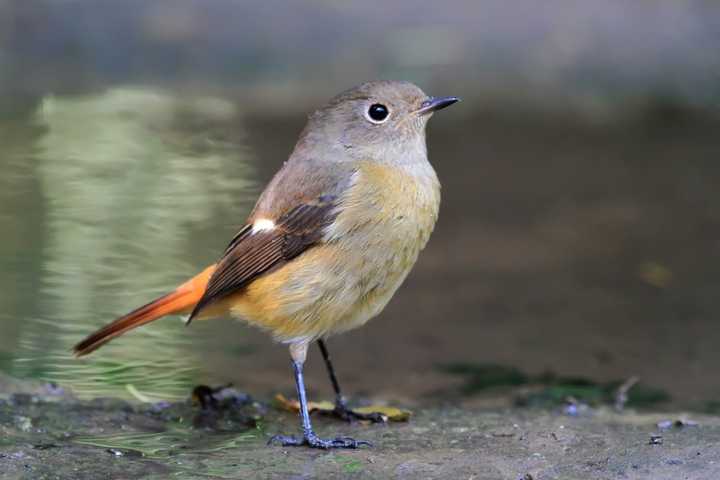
(326, 401, 387, 424)
(268, 432, 371, 449)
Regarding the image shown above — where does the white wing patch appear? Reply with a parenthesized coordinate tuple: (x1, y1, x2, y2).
(251, 218, 276, 233)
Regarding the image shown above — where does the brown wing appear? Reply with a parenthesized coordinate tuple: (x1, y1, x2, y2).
(187, 196, 338, 322)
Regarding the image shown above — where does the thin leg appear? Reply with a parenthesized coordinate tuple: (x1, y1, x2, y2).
(268, 344, 371, 449)
(317, 339, 385, 423)
(317, 339, 344, 405)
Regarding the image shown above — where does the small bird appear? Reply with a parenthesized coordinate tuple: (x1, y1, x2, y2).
(74, 81, 458, 449)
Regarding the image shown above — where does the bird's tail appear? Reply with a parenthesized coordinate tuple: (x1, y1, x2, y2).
(73, 265, 216, 356)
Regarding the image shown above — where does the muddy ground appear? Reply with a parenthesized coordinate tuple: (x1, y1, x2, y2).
(2, 373, 719, 480)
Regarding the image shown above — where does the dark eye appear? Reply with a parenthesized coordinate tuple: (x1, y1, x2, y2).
(366, 103, 390, 123)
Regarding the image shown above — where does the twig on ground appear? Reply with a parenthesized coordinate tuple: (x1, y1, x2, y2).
(614, 376, 639, 411)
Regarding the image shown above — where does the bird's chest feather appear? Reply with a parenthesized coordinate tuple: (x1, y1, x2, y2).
(320, 162, 440, 326)
(334, 162, 439, 254)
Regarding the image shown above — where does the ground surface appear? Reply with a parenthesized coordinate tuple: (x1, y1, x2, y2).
(2, 374, 719, 480)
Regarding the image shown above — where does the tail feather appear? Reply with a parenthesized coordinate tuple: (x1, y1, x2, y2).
(73, 265, 216, 356)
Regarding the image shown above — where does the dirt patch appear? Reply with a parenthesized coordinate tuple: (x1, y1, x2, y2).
(1, 374, 719, 479)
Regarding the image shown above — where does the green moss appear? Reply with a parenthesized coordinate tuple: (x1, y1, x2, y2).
(440, 363, 529, 392)
(442, 362, 670, 408)
(338, 456, 364, 474)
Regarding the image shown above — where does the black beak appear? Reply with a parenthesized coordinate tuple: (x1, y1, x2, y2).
(417, 96, 460, 115)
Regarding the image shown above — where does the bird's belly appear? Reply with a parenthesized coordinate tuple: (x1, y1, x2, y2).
(225, 229, 422, 342)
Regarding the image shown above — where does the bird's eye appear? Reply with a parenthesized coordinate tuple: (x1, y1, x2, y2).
(366, 103, 390, 123)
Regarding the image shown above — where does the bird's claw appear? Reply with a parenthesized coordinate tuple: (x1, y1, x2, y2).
(268, 432, 371, 449)
(327, 401, 387, 424)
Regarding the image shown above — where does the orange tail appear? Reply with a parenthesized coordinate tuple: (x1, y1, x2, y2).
(73, 265, 216, 357)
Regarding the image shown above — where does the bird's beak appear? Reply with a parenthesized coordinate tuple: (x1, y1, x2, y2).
(417, 96, 460, 116)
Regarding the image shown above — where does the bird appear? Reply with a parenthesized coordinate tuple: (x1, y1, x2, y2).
(73, 80, 459, 449)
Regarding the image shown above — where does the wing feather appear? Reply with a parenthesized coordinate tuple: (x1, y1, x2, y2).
(187, 197, 338, 321)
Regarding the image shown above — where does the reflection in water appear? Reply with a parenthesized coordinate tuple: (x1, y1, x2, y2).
(6, 88, 255, 400)
(74, 427, 258, 459)
(74, 427, 259, 477)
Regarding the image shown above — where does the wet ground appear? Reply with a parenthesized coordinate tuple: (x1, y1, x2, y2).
(2, 372, 720, 480)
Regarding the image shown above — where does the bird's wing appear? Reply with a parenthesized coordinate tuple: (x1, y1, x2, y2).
(187, 195, 339, 322)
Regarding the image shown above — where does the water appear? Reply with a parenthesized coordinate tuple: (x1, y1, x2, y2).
(1, 85, 719, 410)
(0, 87, 258, 401)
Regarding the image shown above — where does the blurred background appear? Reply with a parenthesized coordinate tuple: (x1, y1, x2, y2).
(0, 0, 719, 409)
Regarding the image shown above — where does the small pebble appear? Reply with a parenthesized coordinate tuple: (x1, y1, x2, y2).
(657, 420, 673, 430)
(106, 448, 124, 457)
(563, 401, 590, 417)
(657, 418, 699, 430)
(150, 401, 172, 412)
(10, 393, 35, 406)
(44, 382, 65, 396)
(13, 416, 33, 432)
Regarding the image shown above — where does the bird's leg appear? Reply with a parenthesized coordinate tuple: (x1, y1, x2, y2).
(268, 341, 371, 449)
(317, 339, 385, 423)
